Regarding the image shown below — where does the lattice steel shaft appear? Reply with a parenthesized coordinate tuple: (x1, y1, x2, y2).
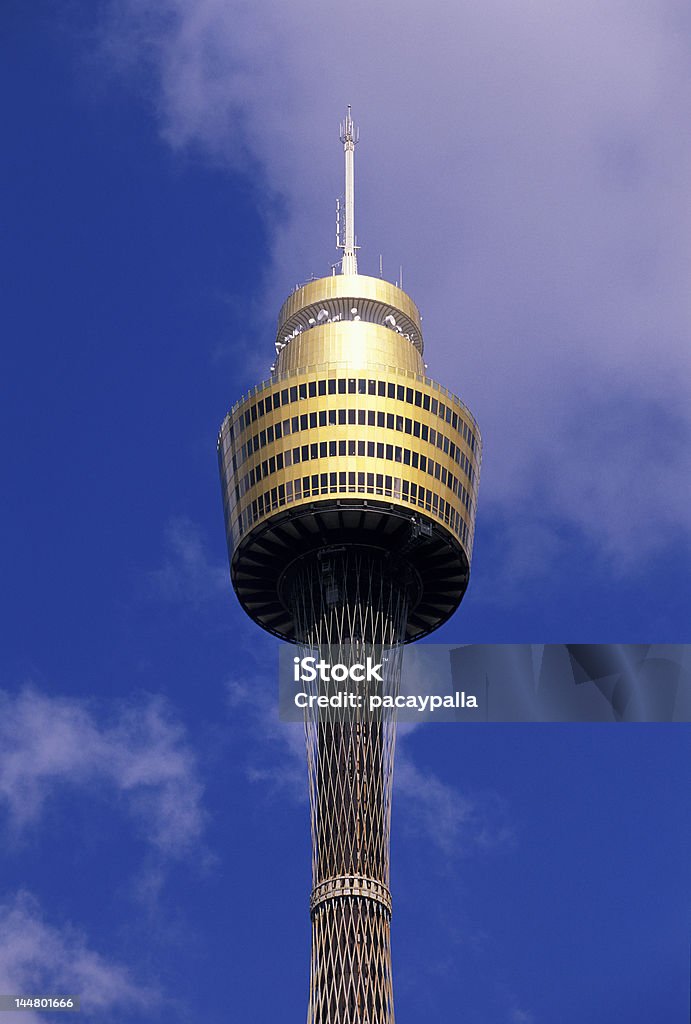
(291, 550, 407, 1024)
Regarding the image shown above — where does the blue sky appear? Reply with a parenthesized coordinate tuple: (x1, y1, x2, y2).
(0, 3, 689, 1022)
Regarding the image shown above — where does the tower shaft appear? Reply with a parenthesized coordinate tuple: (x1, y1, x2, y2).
(291, 550, 406, 1023)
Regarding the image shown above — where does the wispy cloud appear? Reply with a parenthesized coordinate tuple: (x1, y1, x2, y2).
(225, 672, 512, 859)
(395, 744, 514, 857)
(226, 676, 306, 801)
(0, 892, 156, 1022)
(147, 517, 227, 604)
(510, 1008, 535, 1024)
(0, 688, 205, 856)
(100, 0, 691, 571)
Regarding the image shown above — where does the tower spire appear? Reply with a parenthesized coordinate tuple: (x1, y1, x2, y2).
(339, 105, 359, 275)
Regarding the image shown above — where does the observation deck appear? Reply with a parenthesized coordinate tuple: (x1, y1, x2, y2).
(218, 273, 482, 643)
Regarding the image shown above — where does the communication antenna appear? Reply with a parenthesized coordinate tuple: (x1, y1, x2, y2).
(337, 105, 359, 275)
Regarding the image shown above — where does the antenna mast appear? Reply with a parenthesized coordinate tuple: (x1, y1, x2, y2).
(339, 105, 359, 275)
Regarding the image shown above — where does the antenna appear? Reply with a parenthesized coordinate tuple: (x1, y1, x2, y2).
(338, 105, 359, 275)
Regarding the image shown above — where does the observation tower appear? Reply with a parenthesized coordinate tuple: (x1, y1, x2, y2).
(218, 108, 481, 1024)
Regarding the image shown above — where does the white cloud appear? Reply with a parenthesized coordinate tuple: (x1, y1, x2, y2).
(0, 892, 156, 1022)
(0, 688, 205, 855)
(100, 0, 691, 570)
(510, 1009, 535, 1024)
(147, 517, 227, 603)
(395, 744, 513, 856)
(226, 677, 307, 801)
